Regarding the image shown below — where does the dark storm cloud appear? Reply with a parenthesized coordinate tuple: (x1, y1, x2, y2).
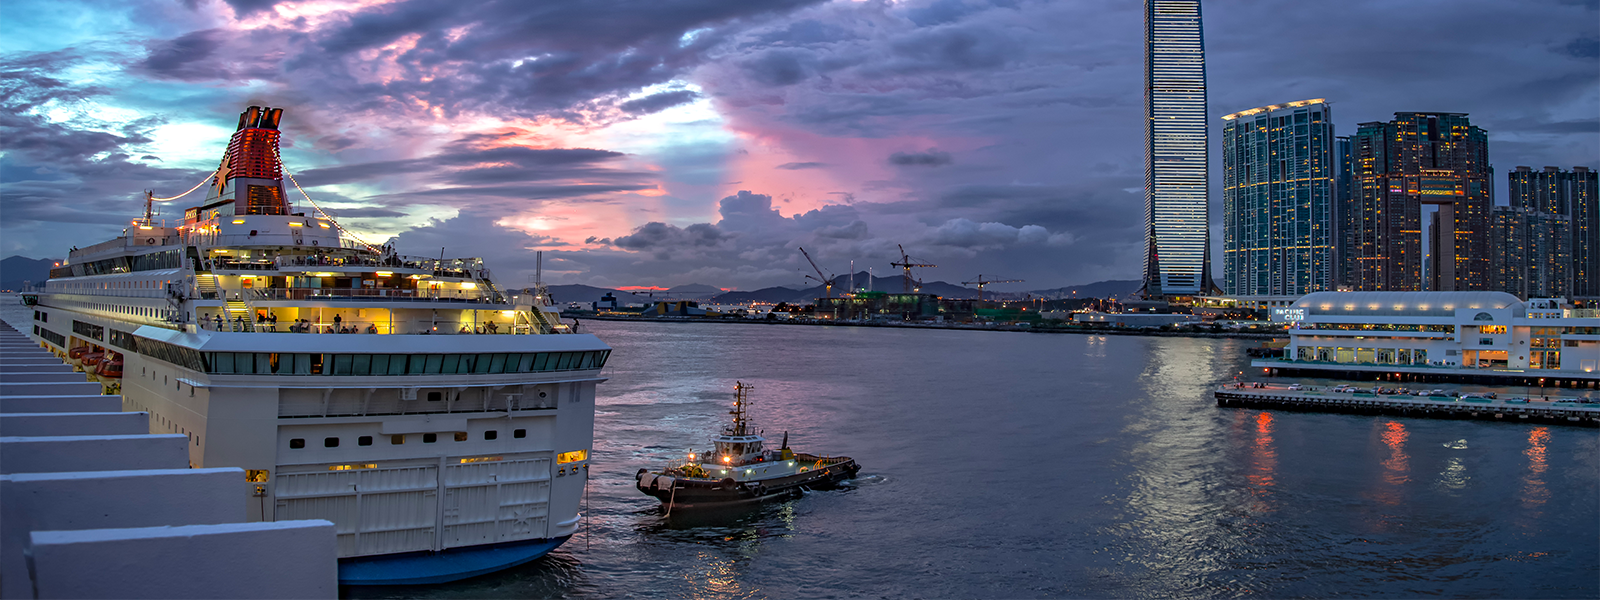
(612, 222, 732, 253)
(617, 90, 701, 115)
(323, 207, 407, 218)
(888, 149, 952, 167)
(292, 146, 632, 187)
(137, 29, 224, 80)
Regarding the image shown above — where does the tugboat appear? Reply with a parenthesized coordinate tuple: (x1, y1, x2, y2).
(636, 382, 860, 510)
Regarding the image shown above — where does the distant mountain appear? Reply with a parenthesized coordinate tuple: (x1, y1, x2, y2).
(1026, 279, 1142, 300)
(711, 286, 803, 304)
(0, 256, 55, 291)
(543, 284, 628, 305)
(663, 283, 724, 300)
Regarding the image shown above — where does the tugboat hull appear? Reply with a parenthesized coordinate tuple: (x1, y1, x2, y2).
(637, 455, 860, 509)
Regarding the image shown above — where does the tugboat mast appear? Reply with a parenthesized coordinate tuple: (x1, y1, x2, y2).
(727, 381, 753, 437)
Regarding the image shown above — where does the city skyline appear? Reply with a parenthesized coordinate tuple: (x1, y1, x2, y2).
(1, 0, 1596, 291)
(1221, 99, 1335, 297)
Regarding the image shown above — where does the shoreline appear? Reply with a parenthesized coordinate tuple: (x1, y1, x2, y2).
(571, 313, 1285, 341)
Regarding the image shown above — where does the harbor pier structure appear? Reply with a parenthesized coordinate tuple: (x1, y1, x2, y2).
(1252, 291, 1599, 385)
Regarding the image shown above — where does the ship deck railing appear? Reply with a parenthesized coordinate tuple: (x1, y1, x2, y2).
(195, 319, 544, 335)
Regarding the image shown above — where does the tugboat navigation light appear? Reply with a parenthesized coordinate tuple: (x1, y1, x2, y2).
(722, 456, 731, 464)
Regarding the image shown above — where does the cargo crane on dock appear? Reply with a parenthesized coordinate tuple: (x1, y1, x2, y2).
(962, 275, 1024, 301)
(891, 245, 935, 293)
(798, 247, 835, 299)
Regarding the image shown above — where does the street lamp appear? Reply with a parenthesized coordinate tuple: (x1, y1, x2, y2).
(1539, 377, 1546, 400)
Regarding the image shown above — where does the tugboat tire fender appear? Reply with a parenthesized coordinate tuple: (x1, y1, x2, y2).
(719, 477, 736, 490)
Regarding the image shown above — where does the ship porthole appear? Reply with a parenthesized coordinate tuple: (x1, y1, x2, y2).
(146, 238, 155, 245)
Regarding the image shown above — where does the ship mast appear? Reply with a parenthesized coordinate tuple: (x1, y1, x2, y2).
(728, 381, 753, 437)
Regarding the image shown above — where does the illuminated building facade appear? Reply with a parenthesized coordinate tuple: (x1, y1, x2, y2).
(1342, 113, 1492, 292)
(1221, 99, 1335, 296)
(1497, 166, 1572, 298)
(1567, 167, 1598, 298)
(1141, 0, 1214, 298)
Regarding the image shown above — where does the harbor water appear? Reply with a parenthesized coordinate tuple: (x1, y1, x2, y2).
(5, 301, 1592, 598)
(358, 319, 1598, 599)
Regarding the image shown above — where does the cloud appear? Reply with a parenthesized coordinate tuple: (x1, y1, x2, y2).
(888, 149, 953, 167)
(617, 89, 702, 115)
(776, 161, 827, 170)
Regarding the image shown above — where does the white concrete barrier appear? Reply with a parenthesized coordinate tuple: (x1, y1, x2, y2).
(0, 435, 189, 474)
(0, 382, 103, 396)
(0, 364, 73, 373)
(0, 468, 247, 599)
(0, 412, 148, 437)
(0, 372, 90, 383)
(0, 395, 121, 414)
(27, 521, 338, 599)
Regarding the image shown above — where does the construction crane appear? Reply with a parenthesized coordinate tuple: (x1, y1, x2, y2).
(962, 274, 1024, 302)
(798, 247, 834, 299)
(890, 244, 935, 293)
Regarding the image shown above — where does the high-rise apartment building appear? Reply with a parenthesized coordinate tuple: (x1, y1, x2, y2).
(1141, 0, 1214, 298)
(1341, 113, 1492, 291)
(1571, 167, 1598, 298)
(1499, 166, 1572, 298)
(1335, 136, 1353, 289)
(1221, 99, 1335, 296)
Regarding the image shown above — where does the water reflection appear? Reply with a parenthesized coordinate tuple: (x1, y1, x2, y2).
(1379, 421, 1410, 487)
(1521, 428, 1550, 510)
(1246, 412, 1277, 506)
(637, 501, 802, 600)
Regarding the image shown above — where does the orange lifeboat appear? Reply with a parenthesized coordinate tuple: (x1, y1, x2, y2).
(96, 355, 123, 379)
(68, 346, 91, 360)
(81, 352, 106, 367)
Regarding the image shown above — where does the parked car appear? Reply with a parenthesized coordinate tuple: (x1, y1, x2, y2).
(1504, 397, 1529, 404)
(1287, 384, 1303, 391)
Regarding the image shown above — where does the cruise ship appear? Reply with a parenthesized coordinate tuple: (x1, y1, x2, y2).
(21, 106, 609, 585)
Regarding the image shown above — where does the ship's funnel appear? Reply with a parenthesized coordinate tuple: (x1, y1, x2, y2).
(262, 107, 283, 130)
(238, 106, 261, 131)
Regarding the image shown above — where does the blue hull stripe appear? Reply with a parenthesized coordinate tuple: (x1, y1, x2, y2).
(338, 536, 571, 585)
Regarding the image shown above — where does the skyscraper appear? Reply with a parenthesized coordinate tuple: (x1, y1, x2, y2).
(1141, 0, 1214, 298)
(1341, 113, 1492, 291)
(1335, 136, 1353, 289)
(1221, 99, 1335, 296)
(1570, 167, 1598, 298)
(1500, 166, 1571, 298)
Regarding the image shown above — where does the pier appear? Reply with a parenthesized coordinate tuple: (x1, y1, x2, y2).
(1215, 383, 1600, 427)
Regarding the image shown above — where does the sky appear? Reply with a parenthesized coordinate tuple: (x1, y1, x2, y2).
(1, 0, 1596, 292)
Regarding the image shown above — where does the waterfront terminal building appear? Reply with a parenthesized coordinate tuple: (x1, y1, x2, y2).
(1256, 291, 1599, 384)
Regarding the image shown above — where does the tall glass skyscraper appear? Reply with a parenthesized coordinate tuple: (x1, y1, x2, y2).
(1221, 99, 1335, 296)
(1142, 0, 1214, 298)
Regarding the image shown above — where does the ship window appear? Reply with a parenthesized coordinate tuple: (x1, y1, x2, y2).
(531, 353, 549, 371)
(427, 391, 442, 402)
(332, 354, 352, 376)
(454, 432, 468, 442)
(387, 355, 407, 376)
(440, 354, 460, 373)
(517, 353, 535, 372)
(558, 352, 576, 370)
(212, 352, 234, 374)
(423, 354, 442, 373)
(352, 354, 371, 375)
(423, 433, 437, 443)
(269, 353, 281, 374)
(309, 353, 324, 374)
(255, 353, 271, 374)
(458, 355, 477, 375)
(484, 430, 498, 440)
(407, 355, 426, 375)
(513, 429, 526, 438)
(289, 438, 305, 449)
(324, 437, 339, 448)
(292, 354, 311, 375)
(358, 436, 372, 446)
(390, 435, 405, 445)
(488, 353, 506, 374)
(369, 354, 388, 375)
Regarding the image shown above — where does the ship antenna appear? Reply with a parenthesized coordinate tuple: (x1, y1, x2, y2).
(143, 191, 155, 227)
